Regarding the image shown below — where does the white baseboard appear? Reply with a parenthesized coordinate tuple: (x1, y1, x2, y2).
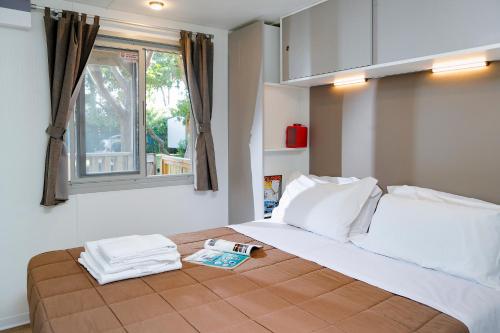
(0, 313, 29, 331)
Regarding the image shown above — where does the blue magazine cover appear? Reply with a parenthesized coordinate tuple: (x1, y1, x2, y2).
(183, 239, 262, 269)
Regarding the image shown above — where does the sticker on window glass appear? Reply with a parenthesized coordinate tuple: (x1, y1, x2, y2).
(120, 52, 138, 63)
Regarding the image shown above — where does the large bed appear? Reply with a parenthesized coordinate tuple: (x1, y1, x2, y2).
(27, 223, 482, 333)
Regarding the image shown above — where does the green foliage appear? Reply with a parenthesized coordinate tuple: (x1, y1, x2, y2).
(145, 108, 167, 154)
(146, 51, 182, 92)
(171, 97, 191, 125)
(145, 51, 191, 155)
(177, 139, 187, 157)
(80, 49, 191, 156)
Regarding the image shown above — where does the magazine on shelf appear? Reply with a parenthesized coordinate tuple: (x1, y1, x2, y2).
(183, 239, 263, 269)
(264, 175, 283, 218)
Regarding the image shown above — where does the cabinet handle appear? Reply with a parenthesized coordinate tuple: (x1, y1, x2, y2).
(286, 45, 290, 51)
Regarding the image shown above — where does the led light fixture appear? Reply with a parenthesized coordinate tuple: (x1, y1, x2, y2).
(333, 76, 367, 86)
(432, 59, 488, 73)
(149, 1, 165, 10)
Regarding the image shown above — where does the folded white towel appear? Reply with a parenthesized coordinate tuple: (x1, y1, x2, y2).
(79, 251, 182, 285)
(85, 241, 181, 274)
(96, 234, 177, 264)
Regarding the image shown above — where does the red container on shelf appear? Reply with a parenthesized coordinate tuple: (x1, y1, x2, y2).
(286, 124, 308, 148)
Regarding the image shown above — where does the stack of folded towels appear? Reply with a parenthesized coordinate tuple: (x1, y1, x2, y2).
(78, 234, 181, 285)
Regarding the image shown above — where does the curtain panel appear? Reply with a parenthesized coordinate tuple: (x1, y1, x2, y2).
(41, 8, 100, 206)
(180, 31, 218, 191)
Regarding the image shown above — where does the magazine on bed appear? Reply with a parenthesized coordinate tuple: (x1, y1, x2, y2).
(183, 239, 262, 269)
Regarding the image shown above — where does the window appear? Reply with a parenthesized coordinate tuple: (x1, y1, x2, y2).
(68, 36, 193, 193)
(145, 50, 192, 177)
(76, 47, 140, 176)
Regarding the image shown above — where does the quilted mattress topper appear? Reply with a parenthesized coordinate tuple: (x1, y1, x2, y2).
(27, 227, 468, 333)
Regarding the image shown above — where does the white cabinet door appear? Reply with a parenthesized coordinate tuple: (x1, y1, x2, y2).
(374, 0, 500, 64)
(282, 0, 372, 81)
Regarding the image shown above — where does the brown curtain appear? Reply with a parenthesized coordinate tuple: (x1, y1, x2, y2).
(180, 31, 218, 191)
(41, 8, 100, 206)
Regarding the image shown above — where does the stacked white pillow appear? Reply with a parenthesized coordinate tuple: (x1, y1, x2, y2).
(310, 175, 382, 235)
(352, 186, 500, 290)
(271, 175, 318, 224)
(271, 174, 381, 242)
(387, 185, 500, 210)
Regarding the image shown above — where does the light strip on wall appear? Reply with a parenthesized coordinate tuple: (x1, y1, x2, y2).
(432, 60, 488, 73)
(333, 76, 367, 86)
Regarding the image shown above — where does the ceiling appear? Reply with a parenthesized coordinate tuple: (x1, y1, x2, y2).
(66, 0, 323, 30)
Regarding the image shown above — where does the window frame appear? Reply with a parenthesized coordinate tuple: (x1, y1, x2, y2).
(68, 34, 194, 195)
(75, 44, 142, 179)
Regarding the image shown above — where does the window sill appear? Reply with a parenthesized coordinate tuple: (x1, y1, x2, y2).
(69, 174, 194, 195)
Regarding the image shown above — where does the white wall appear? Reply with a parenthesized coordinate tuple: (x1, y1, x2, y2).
(263, 25, 280, 84)
(250, 78, 265, 220)
(0, 1, 228, 329)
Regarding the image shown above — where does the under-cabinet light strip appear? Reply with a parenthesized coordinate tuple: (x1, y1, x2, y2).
(333, 76, 367, 86)
(432, 60, 488, 73)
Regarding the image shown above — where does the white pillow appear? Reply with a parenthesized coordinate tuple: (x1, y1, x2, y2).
(310, 176, 383, 236)
(271, 175, 318, 223)
(351, 188, 382, 236)
(282, 177, 378, 242)
(309, 175, 360, 185)
(388, 185, 500, 211)
(273, 174, 382, 236)
(351, 194, 500, 290)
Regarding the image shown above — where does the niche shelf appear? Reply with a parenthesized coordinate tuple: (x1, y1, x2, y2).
(229, 22, 309, 223)
(263, 83, 309, 205)
(264, 148, 307, 153)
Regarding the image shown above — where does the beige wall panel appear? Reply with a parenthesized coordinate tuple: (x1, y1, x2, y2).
(309, 85, 343, 177)
(310, 62, 500, 203)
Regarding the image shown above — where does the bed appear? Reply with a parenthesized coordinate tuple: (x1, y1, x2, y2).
(27, 223, 480, 333)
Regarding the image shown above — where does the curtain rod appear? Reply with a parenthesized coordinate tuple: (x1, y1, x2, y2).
(30, 3, 214, 38)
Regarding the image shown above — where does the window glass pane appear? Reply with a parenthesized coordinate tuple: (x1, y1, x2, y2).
(145, 50, 192, 176)
(77, 47, 139, 175)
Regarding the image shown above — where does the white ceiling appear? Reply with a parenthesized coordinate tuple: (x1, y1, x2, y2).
(66, 0, 323, 30)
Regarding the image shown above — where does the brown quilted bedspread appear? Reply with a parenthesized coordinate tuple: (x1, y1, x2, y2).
(27, 227, 468, 333)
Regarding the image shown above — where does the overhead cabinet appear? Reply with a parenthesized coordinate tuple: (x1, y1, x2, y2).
(281, 0, 373, 81)
(374, 0, 500, 64)
(282, 0, 500, 86)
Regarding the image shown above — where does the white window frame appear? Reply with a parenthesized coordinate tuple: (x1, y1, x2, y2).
(68, 33, 194, 194)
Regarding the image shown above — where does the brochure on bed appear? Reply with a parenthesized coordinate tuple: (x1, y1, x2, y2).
(183, 238, 262, 269)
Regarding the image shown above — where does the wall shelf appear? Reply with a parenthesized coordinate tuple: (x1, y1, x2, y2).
(264, 148, 307, 153)
(263, 82, 285, 88)
(263, 83, 309, 202)
(230, 22, 309, 223)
